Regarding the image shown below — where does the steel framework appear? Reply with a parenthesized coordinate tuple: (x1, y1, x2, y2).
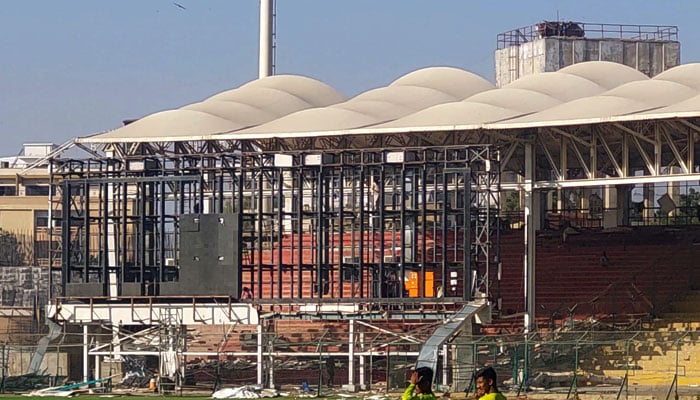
(49, 145, 501, 307)
(41, 115, 700, 388)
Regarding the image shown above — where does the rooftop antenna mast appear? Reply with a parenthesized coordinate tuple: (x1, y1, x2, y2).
(259, 0, 276, 78)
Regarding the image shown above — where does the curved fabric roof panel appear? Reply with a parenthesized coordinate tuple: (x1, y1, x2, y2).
(640, 93, 700, 117)
(335, 100, 413, 121)
(604, 80, 697, 108)
(466, 89, 561, 114)
(77, 61, 700, 144)
(209, 75, 345, 107)
(373, 63, 642, 131)
(376, 88, 561, 130)
(89, 110, 242, 142)
(182, 101, 276, 126)
(235, 67, 494, 136)
(349, 85, 458, 110)
(496, 75, 698, 128)
(77, 74, 346, 143)
(389, 66, 495, 99)
(203, 87, 318, 117)
(557, 61, 648, 90)
(378, 102, 518, 130)
(652, 63, 700, 90)
(498, 96, 652, 128)
(504, 72, 606, 102)
(239, 107, 380, 134)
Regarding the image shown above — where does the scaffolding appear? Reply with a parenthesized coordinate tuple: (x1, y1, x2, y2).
(157, 307, 183, 393)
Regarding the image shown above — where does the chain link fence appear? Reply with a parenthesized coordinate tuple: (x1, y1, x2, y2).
(0, 324, 699, 397)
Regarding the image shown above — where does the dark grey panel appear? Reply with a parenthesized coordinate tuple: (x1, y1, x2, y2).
(65, 283, 104, 297)
(121, 282, 143, 297)
(161, 213, 240, 297)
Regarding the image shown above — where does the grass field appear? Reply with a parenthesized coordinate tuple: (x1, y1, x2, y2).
(0, 394, 349, 400)
(0, 397, 214, 400)
(0, 397, 350, 400)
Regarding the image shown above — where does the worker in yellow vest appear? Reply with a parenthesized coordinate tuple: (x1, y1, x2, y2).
(475, 367, 506, 400)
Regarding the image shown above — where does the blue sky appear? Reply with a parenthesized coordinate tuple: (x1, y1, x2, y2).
(2, 1, 700, 153)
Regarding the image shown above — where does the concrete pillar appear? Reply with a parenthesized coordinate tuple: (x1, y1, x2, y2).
(442, 344, 448, 388)
(348, 320, 355, 386)
(616, 186, 631, 227)
(546, 190, 555, 213)
(268, 337, 274, 388)
(644, 184, 655, 222)
(668, 166, 682, 217)
(111, 324, 121, 361)
(257, 323, 263, 386)
(358, 332, 366, 389)
(94, 353, 100, 381)
(83, 325, 89, 382)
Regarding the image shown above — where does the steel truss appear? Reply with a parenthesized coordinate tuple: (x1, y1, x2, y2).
(50, 146, 501, 306)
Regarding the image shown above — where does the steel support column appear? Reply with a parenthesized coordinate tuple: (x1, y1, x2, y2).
(348, 319, 355, 386)
(257, 323, 263, 386)
(83, 324, 89, 382)
(523, 140, 536, 333)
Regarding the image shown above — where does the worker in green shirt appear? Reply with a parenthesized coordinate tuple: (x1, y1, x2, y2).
(475, 366, 506, 400)
(402, 367, 437, 400)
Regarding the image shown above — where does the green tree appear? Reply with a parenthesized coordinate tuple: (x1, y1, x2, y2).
(673, 188, 700, 224)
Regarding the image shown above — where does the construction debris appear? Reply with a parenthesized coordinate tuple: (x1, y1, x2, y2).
(27, 377, 112, 397)
(3, 373, 63, 392)
(212, 385, 279, 399)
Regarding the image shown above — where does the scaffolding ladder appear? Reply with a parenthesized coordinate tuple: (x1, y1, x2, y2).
(158, 307, 183, 394)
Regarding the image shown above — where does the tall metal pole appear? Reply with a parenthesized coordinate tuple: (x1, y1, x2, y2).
(258, 0, 273, 78)
(523, 139, 536, 333)
(522, 137, 538, 387)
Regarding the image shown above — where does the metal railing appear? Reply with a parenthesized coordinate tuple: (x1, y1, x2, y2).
(497, 22, 678, 49)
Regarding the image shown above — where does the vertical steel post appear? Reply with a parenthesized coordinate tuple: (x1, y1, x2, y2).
(464, 166, 472, 301)
(83, 325, 89, 382)
(348, 320, 355, 386)
(524, 140, 536, 333)
(257, 323, 263, 385)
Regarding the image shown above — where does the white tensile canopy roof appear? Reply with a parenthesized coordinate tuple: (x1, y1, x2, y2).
(237, 67, 495, 135)
(82, 75, 347, 143)
(76, 61, 700, 144)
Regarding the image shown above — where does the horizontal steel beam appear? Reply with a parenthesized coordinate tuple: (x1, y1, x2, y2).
(500, 173, 700, 190)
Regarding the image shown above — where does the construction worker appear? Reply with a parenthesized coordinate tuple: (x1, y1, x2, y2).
(475, 367, 506, 400)
(403, 367, 436, 400)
